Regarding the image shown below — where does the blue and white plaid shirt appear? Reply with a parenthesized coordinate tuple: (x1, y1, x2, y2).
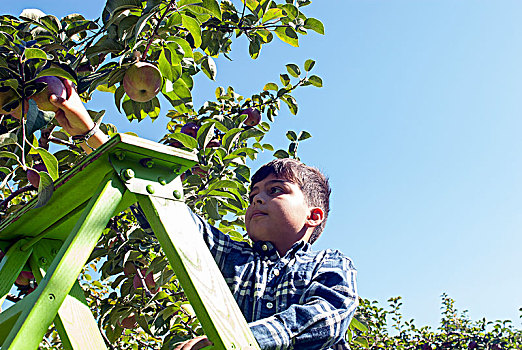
(192, 213, 359, 350)
(133, 205, 358, 349)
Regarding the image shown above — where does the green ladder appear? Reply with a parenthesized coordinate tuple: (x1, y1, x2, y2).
(0, 134, 260, 350)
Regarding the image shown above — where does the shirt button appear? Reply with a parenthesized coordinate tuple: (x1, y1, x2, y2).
(266, 302, 273, 309)
(261, 244, 268, 251)
(273, 269, 280, 276)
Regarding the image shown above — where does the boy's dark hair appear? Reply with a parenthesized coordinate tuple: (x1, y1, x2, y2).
(250, 158, 331, 244)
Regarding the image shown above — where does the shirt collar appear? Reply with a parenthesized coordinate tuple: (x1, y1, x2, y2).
(253, 240, 309, 259)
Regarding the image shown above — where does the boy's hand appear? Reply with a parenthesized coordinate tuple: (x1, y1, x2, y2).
(49, 78, 108, 151)
(173, 336, 213, 350)
(49, 78, 94, 137)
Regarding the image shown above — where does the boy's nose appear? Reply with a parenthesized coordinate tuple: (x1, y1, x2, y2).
(251, 193, 265, 204)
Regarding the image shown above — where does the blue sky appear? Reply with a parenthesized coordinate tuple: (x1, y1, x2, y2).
(5, 1, 522, 329)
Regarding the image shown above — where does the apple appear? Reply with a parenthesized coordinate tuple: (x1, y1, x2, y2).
(119, 313, 137, 329)
(180, 122, 199, 138)
(123, 261, 137, 276)
(0, 249, 4, 261)
(32, 76, 67, 111)
(133, 269, 158, 292)
(123, 62, 162, 102)
(468, 341, 478, 349)
(191, 166, 207, 178)
(166, 139, 183, 148)
(26, 163, 48, 188)
(241, 107, 261, 126)
(15, 271, 34, 287)
(207, 138, 221, 148)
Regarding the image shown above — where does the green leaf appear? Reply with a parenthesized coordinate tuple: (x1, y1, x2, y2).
(282, 95, 298, 115)
(169, 133, 198, 149)
(261, 8, 284, 23)
(309, 75, 323, 87)
(353, 337, 369, 348)
(262, 143, 274, 151)
(350, 316, 369, 333)
(281, 4, 298, 20)
(0, 151, 20, 164)
(273, 149, 289, 159)
(37, 67, 77, 84)
(181, 14, 202, 48)
(197, 122, 215, 149)
(304, 17, 324, 34)
(103, 0, 142, 16)
(23, 48, 50, 61)
(263, 82, 278, 91)
(279, 74, 290, 86)
(207, 179, 238, 191)
(274, 26, 299, 47)
(201, 56, 217, 80)
(304, 59, 315, 72)
(159, 49, 182, 82)
(25, 100, 54, 136)
(286, 63, 300, 78)
(286, 131, 297, 141)
(35, 148, 59, 181)
(0, 132, 18, 147)
(203, 197, 220, 220)
(298, 130, 312, 141)
(202, 0, 222, 20)
(222, 128, 243, 152)
(34, 171, 54, 209)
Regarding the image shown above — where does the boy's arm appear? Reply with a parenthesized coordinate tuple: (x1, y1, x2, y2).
(249, 255, 358, 350)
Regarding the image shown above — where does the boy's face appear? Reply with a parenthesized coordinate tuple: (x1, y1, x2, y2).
(245, 174, 321, 255)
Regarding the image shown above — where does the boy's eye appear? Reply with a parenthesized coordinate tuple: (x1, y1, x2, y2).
(270, 186, 283, 195)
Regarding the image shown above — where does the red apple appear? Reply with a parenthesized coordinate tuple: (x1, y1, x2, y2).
(123, 261, 137, 276)
(133, 269, 157, 292)
(0, 250, 4, 261)
(26, 163, 48, 188)
(123, 62, 162, 102)
(15, 271, 34, 286)
(32, 76, 67, 112)
(207, 138, 221, 148)
(191, 166, 207, 178)
(119, 313, 137, 329)
(180, 122, 199, 138)
(241, 107, 261, 126)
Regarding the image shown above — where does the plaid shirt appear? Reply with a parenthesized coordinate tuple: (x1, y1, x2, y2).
(133, 205, 358, 349)
(193, 214, 359, 350)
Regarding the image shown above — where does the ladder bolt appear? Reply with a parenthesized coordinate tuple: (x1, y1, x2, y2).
(142, 159, 154, 168)
(121, 168, 135, 181)
(173, 190, 182, 199)
(158, 177, 167, 185)
(146, 185, 155, 194)
(39, 257, 47, 265)
(115, 151, 126, 160)
(48, 294, 55, 301)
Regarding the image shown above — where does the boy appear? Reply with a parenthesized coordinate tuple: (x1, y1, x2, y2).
(48, 81, 359, 349)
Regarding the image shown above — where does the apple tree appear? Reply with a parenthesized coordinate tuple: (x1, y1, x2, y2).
(0, 0, 324, 348)
(347, 294, 522, 350)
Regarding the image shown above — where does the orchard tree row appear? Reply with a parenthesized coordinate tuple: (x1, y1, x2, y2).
(0, 0, 325, 348)
(347, 294, 522, 350)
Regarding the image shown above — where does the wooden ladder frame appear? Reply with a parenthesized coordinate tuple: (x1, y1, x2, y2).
(0, 134, 259, 350)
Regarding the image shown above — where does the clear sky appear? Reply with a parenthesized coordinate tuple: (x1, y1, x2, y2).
(5, 1, 522, 329)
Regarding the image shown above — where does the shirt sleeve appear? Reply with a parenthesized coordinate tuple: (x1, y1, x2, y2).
(248, 253, 358, 350)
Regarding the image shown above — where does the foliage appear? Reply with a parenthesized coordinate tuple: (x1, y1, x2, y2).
(0, 0, 324, 348)
(347, 294, 522, 350)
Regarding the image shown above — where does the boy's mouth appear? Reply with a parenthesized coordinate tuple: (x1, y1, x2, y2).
(249, 210, 267, 219)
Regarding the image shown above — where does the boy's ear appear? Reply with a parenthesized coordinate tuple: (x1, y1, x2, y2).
(307, 207, 324, 227)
